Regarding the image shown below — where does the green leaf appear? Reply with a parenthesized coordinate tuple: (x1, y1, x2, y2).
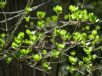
(1, 33, 6, 38)
(92, 54, 97, 60)
(70, 51, 76, 56)
(18, 32, 24, 39)
(85, 26, 90, 30)
(89, 35, 94, 39)
(51, 49, 60, 58)
(69, 5, 79, 12)
(25, 7, 32, 13)
(64, 14, 69, 20)
(42, 50, 47, 55)
(66, 66, 76, 73)
(89, 13, 96, 23)
(51, 16, 58, 22)
(32, 54, 42, 62)
(6, 57, 12, 64)
(79, 61, 83, 66)
(73, 32, 82, 41)
(81, 10, 89, 21)
(46, 17, 51, 23)
(60, 30, 67, 36)
(53, 5, 62, 14)
(69, 56, 77, 64)
(95, 25, 100, 30)
(14, 38, 21, 44)
(12, 42, 19, 49)
(26, 29, 32, 35)
(83, 47, 92, 55)
(20, 49, 30, 55)
(95, 35, 100, 41)
(37, 11, 46, 19)
(56, 43, 65, 49)
(70, 14, 76, 20)
(42, 62, 51, 71)
(92, 30, 97, 36)
(83, 56, 91, 63)
(37, 20, 45, 28)
(25, 39, 33, 45)
(25, 16, 30, 22)
(30, 35, 37, 41)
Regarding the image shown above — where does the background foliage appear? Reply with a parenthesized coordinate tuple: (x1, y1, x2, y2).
(0, 0, 102, 76)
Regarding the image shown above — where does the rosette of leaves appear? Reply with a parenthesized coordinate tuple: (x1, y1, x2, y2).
(65, 5, 99, 23)
(73, 32, 87, 42)
(42, 61, 51, 71)
(12, 32, 24, 49)
(50, 49, 60, 58)
(83, 47, 92, 55)
(25, 29, 37, 45)
(25, 7, 32, 13)
(75, 10, 89, 21)
(37, 11, 46, 19)
(83, 56, 92, 64)
(19, 49, 32, 57)
(32, 54, 42, 62)
(69, 56, 77, 65)
(89, 13, 99, 23)
(37, 20, 45, 28)
(25, 16, 31, 22)
(36, 11, 46, 28)
(83, 46, 97, 63)
(69, 5, 79, 12)
(89, 30, 100, 45)
(53, 5, 62, 14)
(56, 42, 65, 49)
(55, 29, 71, 41)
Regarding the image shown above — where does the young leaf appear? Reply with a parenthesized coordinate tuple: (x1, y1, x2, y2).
(37, 11, 46, 19)
(53, 5, 62, 14)
(51, 49, 60, 58)
(32, 54, 42, 62)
